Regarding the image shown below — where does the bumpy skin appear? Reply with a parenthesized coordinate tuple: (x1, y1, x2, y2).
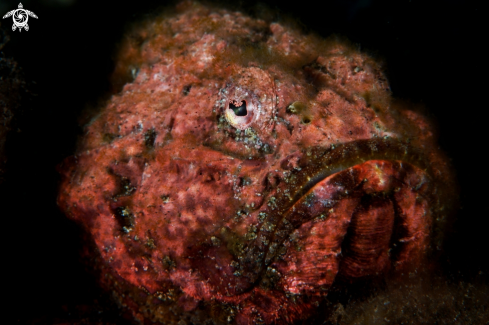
(58, 2, 455, 324)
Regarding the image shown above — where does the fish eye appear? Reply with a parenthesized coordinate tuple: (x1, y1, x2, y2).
(229, 100, 247, 116)
(223, 93, 258, 130)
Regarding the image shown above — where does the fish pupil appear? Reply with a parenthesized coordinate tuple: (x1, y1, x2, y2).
(230, 100, 247, 116)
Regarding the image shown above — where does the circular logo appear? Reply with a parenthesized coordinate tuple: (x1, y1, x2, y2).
(13, 9, 28, 28)
(2, 3, 38, 32)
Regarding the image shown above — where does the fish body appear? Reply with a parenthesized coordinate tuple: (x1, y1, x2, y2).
(58, 2, 456, 324)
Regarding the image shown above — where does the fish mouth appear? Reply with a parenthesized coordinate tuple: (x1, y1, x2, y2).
(274, 137, 434, 228)
(240, 137, 445, 291)
(273, 159, 432, 297)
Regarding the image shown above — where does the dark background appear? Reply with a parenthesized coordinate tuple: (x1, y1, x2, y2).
(1, 0, 486, 323)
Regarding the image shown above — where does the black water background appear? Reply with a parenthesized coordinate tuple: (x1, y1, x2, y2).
(1, 0, 485, 323)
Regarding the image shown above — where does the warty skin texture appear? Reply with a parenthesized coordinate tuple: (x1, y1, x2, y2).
(57, 2, 456, 324)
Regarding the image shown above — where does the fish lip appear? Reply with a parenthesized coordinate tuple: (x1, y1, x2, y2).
(287, 138, 428, 205)
(291, 165, 347, 202)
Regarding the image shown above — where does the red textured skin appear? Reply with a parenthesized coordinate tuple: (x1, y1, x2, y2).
(57, 2, 455, 324)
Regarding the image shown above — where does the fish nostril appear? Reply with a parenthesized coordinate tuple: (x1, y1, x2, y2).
(230, 100, 247, 116)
